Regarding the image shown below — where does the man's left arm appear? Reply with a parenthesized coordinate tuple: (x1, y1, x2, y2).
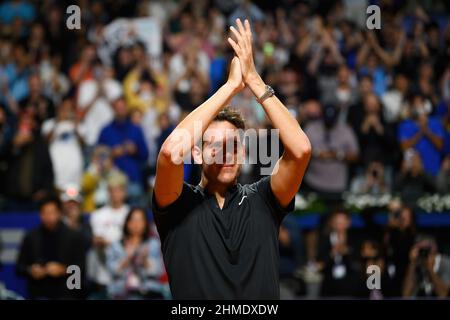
(228, 19, 311, 208)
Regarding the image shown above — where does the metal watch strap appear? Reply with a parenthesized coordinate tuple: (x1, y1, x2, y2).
(257, 85, 274, 104)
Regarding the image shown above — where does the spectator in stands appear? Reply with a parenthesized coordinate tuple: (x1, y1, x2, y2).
(228, 0, 264, 26)
(350, 161, 390, 195)
(436, 155, 450, 194)
(18, 72, 55, 126)
(381, 72, 410, 124)
(317, 210, 358, 297)
(298, 99, 322, 127)
(4, 108, 54, 210)
(97, 95, 149, 206)
(398, 92, 444, 176)
(60, 185, 92, 252)
(417, 61, 440, 107)
(0, 105, 14, 205)
(41, 94, 85, 191)
(38, 53, 70, 106)
(403, 236, 450, 298)
(321, 65, 358, 123)
(16, 196, 84, 299)
(384, 204, 417, 297)
(394, 149, 435, 207)
(0, 41, 31, 105)
(356, 47, 389, 97)
(170, 39, 210, 114)
(69, 43, 96, 87)
(81, 145, 125, 212)
(106, 207, 168, 299)
(355, 93, 395, 166)
(304, 104, 359, 201)
(113, 46, 134, 82)
(0, 0, 35, 25)
(123, 41, 169, 114)
(87, 171, 129, 298)
(347, 74, 374, 130)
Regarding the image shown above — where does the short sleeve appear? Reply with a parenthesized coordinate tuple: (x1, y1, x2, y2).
(151, 182, 199, 241)
(250, 176, 295, 223)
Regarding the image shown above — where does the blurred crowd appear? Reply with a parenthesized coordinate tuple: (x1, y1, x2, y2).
(1, 0, 450, 299)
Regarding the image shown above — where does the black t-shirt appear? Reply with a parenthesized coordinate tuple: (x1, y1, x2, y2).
(152, 176, 295, 299)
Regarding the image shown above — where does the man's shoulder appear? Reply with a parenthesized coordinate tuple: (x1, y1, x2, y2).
(243, 176, 271, 194)
(152, 182, 202, 215)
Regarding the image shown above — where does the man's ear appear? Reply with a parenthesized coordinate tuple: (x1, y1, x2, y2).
(192, 145, 203, 164)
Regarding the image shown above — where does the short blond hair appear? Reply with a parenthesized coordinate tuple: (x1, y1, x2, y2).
(107, 170, 128, 188)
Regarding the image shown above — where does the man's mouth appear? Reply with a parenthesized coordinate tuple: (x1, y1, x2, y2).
(221, 164, 234, 168)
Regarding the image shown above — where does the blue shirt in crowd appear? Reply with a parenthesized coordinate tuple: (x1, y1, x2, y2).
(398, 117, 445, 176)
(0, 1, 35, 24)
(98, 120, 149, 183)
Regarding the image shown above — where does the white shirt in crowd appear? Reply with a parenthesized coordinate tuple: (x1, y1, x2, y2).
(381, 89, 404, 123)
(87, 204, 130, 286)
(169, 51, 210, 93)
(90, 204, 130, 243)
(41, 119, 85, 190)
(77, 79, 118, 147)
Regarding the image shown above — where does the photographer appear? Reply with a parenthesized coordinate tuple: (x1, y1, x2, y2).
(403, 236, 450, 298)
(384, 203, 417, 297)
(350, 161, 390, 195)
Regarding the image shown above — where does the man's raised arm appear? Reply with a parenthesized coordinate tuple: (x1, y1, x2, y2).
(154, 57, 244, 208)
(228, 19, 311, 208)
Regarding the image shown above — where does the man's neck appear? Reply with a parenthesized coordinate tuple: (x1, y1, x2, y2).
(199, 175, 236, 209)
(110, 202, 124, 210)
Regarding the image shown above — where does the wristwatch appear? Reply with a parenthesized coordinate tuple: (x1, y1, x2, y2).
(257, 85, 275, 104)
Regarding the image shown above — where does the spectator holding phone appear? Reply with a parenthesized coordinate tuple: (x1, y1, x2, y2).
(81, 145, 124, 212)
(403, 236, 450, 298)
(41, 94, 85, 191)
(4, 107, 54, 210)
(350, 161, 390, 195)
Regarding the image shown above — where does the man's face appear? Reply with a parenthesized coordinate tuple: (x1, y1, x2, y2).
(109, 185, 126, 205)
(40, 202, 61, 230)
(195, 121, 244, 186)
(112, 98, 128, 120)
(28, 74, 42, 94)
(62, 200, 81, 220)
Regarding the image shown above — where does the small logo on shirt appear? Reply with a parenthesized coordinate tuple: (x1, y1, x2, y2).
(238, 195, 247, 206)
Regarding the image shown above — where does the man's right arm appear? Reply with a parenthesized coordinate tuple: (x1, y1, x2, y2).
(154, 57, 244, 209)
